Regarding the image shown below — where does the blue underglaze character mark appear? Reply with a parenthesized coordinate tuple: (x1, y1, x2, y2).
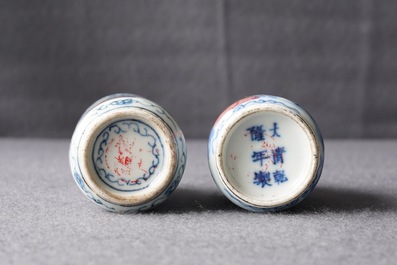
(272, 147, 285, 165)
(247, 125, 265, 141)
(273, 170, 288, 184)
(252, 150, 270, 166)
(253, 171, 272, 187)
(270, 122, 281, 137)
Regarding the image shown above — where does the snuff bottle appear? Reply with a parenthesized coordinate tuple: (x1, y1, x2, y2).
(69, 94, 186, 212)
(208, 95, 324, 212)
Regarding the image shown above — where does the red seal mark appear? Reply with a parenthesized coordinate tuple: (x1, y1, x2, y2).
(105, 135, 135, 177)
(137, 158, 148, 174)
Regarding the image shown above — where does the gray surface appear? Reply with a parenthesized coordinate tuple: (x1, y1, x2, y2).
(1, 138, 396, 265)
(1, 1, 397, 138)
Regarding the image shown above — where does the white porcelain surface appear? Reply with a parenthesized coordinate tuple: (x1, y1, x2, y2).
(69, 94, 186, 212)
(208, 95, 324, 212)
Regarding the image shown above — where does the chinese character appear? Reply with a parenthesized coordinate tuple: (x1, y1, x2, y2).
(270, 122, 281, 137)
(272, 147, 286, 165)
(253, 171, 272, 187)
(273, 170, 288, 184)
(252, 150, 270, 166)
(246, 125, 265, 141)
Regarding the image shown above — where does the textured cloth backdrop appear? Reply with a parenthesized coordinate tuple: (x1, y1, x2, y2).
(0, 0, 397, 138)
(1, 139, 396, 265)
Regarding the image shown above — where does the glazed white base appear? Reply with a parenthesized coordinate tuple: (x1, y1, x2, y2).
(222, 110, 315, 206)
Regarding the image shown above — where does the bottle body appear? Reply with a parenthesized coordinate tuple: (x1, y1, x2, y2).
(70, 94, 186, 212)
(208, 95, 324, 212)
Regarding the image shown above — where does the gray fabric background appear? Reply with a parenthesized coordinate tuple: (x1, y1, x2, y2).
(1, 2, 397, 265)
(1, 139, 396, 265)
(1, 0, 397, 138)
